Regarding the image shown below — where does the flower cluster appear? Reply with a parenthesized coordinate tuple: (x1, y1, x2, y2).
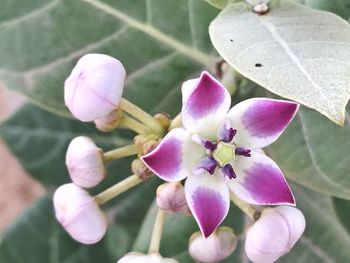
(53, 53, 306, 263)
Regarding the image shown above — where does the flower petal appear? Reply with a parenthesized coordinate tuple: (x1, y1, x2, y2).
(227, 98, 299, 148)
(181, 72, 231, 139)
(228, 151, 295, 206)
(142, 128, 205, 182)
(185, 174, 230, 238)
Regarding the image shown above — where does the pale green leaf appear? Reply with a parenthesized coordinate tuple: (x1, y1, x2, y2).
(209, 0, 350, 125)
(0, 0, 218, 118)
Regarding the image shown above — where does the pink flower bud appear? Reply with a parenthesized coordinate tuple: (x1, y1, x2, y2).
(189, 227, 237, 263)
(53, 183, 107, 244)
(245, 206, 306, 263)
(95, 109, 124, 132)
(156, 182, 190, 215)
(131, 159, 153, 181)
(66, 136, 106, 188)
(117, 252, 178, 263)
(64, 53, 126, 122)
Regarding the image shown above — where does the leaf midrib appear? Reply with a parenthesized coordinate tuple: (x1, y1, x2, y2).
(81, 0, 216, 69)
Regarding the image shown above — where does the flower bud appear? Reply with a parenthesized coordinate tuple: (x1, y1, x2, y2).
(142, 140, 159, 155)
(95, 109, 124, 132)
(53, 183, 107, 244)
(64, 53, 126, 122)
(66, 136, 106, 188)
(156, 182, 190, 215)
(246, 0, 270, 13)
(131, 159, 153, 181)
(245, 206, 306, 263)
(117, 252, 178, 263)
(154, 113, 171, 131)
(189, 227, 237, 263)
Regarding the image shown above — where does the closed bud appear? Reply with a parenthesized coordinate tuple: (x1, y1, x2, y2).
(53, 183, 107, 244)
(246, 0, 270, 13)
(64, 53, 126, 122)
(245, 206, 306, 263)
(154, 113, 171, 131)
(117, 252, 178, 263)
(95, 109, 124, 132)
(131, 159, 153, 181)
(66, 136, 106, 188)
(142, 140, 159, 155)
(189, 227, 237, 263)
(156, 182, 190, 215)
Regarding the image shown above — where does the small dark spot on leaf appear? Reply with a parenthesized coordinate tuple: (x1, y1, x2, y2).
(230, 39, 233, 42)
(255, 63, 262, 67)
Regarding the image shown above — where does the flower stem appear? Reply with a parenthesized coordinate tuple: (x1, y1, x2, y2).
(230, 192, 260, 221)
(119, 98, 163, 135)
(95, 175, 142, 205)
(120, 115, 152, 134)
(169, 113, 182, 130)
(103, 144, 139, 162)
(148, 209, 167, 254)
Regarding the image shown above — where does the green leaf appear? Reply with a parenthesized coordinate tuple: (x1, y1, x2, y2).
(0, 0, 219, 118)
(209, 0, 350, 125)
(301, 0, 350, 19)
(332, 197, 350, 234)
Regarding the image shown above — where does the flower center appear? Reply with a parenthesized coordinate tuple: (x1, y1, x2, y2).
(192, 120, 251, 180)
(212, 142, 236, 167)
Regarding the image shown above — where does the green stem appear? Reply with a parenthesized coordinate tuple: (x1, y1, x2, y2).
(120, 115, 151, 134)
(95, 175, 142, 205)
(119, 98, 163, 135)
(103, 144, 139, 162)
(148, 209, 167, 254)
(230, 192, 260, 221)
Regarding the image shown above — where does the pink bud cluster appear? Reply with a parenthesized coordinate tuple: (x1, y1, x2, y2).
(54, 54, 128, 244)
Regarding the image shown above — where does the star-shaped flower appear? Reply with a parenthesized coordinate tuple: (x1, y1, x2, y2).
(142, 72, 298, 238)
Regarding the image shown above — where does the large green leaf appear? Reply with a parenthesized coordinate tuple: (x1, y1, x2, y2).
(301, 0, 350, 19)
(0, 0, 218, 118)
(332, 197, 350, 234)
(209, 0, 350, 125)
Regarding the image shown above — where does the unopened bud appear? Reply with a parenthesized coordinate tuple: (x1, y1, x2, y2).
(245, 206, 305, 263)
(64, 53, 126, 122)
(154, 113, 171, 131)
(95, 109, 124, 132)
(189, 227, 237, 263)
(131, 159, 153, 181)
(66, 136, 106, 188)
(143, 140, 159, 155)
(156, 182, 190, 215)
(246, 0, 270, 14)
(117, 252, 178, 263)
(53, 183, 107, 244)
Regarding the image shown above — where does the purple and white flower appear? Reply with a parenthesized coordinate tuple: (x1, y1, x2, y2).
(142, 72, 298, 238)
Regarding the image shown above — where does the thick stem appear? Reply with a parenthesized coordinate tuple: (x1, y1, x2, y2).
(120, 115, 151, 134)
(95, 175, 142, 205)
(103, 144, 139, 162)
(148, 209, 167, 254)
(169, 113, 182, 130)
(230, 192, 260, 221)
(119, 98, 163, 135)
